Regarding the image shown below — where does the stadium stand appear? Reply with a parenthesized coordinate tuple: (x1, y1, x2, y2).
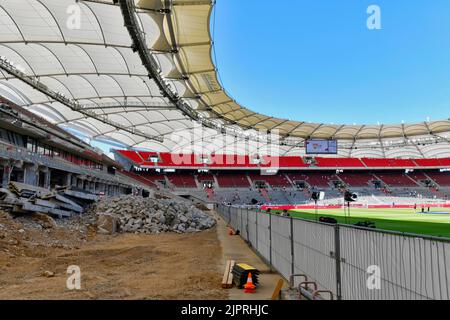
(361, 158, 417, 168)
(116, 151, 450, 170)
(197, 172, 216, 185)
(167, 173, 198, 188)
(376, 171, 418, 187)
(407, 171, 431, 185)
(338, 172, 375, 187)
(248, 173, 292, 187)
(426, 171, 450, 186)
(113, 149, 450, 204)
(215, 172, 251, 188)
(261, 156, 308, 168)
(287, 172, 335, 188)
(315, 157, 366, 168)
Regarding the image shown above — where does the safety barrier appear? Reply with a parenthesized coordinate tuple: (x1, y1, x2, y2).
(217, 204, 450, 300)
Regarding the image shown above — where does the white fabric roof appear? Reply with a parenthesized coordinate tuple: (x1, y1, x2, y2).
(0, 0, 448, 158)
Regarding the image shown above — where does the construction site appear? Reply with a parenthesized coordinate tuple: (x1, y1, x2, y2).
(0, 189, 279, 300)
(1, 0, 450, 303)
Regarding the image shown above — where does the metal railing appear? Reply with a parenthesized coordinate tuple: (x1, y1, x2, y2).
(217, 204, 450, 300)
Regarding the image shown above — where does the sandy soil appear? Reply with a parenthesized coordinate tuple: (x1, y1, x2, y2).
(0, 211, 227, 300)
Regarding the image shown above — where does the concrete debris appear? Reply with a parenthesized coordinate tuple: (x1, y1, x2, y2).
(42, 271, 55, 278)
(91, 195, 216, 234)
(97, 213, 118, 235)
(0, 182, 97, 218)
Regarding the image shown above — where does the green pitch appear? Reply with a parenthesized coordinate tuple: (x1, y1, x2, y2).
(284, 208, 450, 238)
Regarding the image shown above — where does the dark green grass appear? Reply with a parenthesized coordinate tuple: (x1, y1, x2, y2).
(271, 208, 450, 238)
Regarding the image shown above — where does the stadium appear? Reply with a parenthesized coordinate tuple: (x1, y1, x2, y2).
(0, 0, 449, 303)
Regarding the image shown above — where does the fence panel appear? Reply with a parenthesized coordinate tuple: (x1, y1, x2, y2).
(340, 226, 450, 300)
(257, 213, 271, 263)
(292, 219, 337, 295)
(241, 209, 249, 241)
(248, 210, 257, 249)
(215, 206, 450, 300)
(271, 216, 293, 280)
(230, 207, 238, 230)
(234, 208, 241, 233)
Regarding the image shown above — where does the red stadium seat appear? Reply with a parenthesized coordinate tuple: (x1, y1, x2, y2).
(361, 158, 417, 168)
(376, 171, 418, 187)
(248, 173, 292, 187)
(338, 172, 375, 187)
(315, 157, 365, 168)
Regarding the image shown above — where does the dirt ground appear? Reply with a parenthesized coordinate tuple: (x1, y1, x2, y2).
(0, 211, 227, 300)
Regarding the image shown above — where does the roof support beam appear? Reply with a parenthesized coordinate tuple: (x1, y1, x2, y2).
(0, 58, 163, 142)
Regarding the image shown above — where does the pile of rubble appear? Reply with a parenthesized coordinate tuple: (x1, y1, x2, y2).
(92, 195, 216, 234)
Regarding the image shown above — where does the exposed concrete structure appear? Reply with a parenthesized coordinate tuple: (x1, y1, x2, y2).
(0, 98, 152, 200)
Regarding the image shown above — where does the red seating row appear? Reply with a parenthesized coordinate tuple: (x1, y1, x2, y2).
(414, 158, 450, 167)
(139, 172, 166, 184)
(315, 157, 365, 168)
(407, 171, 429, 184)
(287, 172, 334, 188)
(361, 158, 417, 168)
(375, 172, 418, 187)
(126, 168, 450, 189)
(197, 173, 215, 182)
(426, 171, 450, 186)
(167, 173, 197, 188)
(216, 173, 250, 188)
(248, 173, 292, 187)
(116, 151, 450, 169)
(261, 156, 308, 168)
(338, 172, 374, 187)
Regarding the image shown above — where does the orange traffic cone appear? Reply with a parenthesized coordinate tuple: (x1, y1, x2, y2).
(244, 272, 256, 293)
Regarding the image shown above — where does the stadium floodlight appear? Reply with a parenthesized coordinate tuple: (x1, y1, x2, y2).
(344, 191, 358, 202)
(311, 191, 325, 221)
(344, 191, 358, 224)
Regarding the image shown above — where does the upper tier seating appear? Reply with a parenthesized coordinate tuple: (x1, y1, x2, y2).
(260, 156, 308, 168)
(361, 158, 417, 168)
(415, 158, 450, 167)
(315, 157, 365, 168)
(210, 154, 258, 168)
(116, 151, 450, 170)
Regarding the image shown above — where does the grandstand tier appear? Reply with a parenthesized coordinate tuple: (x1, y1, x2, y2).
(115, 151, 450, 170)
(128, 168, 449, 206)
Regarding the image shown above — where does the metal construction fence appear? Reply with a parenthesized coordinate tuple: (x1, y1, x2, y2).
(217, 204, 450, 300)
